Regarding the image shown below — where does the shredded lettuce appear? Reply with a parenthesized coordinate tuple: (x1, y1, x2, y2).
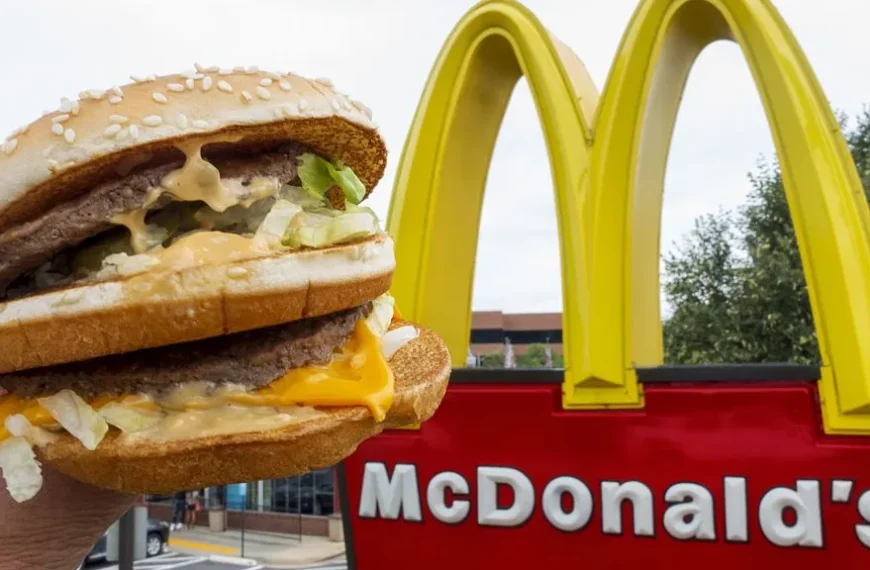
(282, 211, 378, 249)
(37, 390, 109, 451)
(98, 403, 164, 433)
(279, 185, 328, 210)
(0, 437, 43, 503)
(382, 326, 419, 359)
(366, 294, 396, 338)
(297, 153, 366, 205)
(253, 199, 303, 249)
(5, 414, 59, 447)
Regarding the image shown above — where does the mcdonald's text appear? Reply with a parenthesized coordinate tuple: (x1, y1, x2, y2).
(358, 462, 870, 549)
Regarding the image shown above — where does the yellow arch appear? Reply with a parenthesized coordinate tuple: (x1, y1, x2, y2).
(385, 0, 598, 405)
(579, 0, 870, 433)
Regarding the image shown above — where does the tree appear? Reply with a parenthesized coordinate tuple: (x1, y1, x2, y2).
(662, 107, 870, 364)
(515, 343, 565, 368)
(478, 352, 505, 368)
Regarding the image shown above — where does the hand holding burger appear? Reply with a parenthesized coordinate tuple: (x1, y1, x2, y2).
(0, 64, 450, 502)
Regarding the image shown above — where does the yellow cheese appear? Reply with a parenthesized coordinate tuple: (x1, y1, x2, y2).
(0, 320, 394, 444)
(227, 319, 395, 421)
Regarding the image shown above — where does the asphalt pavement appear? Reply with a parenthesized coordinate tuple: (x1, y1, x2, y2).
(85, 550, 349, 570)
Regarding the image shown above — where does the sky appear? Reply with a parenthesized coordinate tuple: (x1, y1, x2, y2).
(0, 0, 867, 314)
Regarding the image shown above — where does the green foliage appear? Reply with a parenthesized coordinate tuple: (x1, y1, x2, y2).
(515, 343, 564, 368)
(478, 352, 505, 368)
(662, 107, 870, 364)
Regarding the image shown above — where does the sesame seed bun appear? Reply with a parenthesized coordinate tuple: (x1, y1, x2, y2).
(0, 67, 385, 232)
(36, 320, 450, 494)
(0, 233, 395, 373)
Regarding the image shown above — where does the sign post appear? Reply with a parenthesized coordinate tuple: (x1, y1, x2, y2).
(339, 0, 870, 567)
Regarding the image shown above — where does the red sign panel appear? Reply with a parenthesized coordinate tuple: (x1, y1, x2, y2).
(340, 368, 870, 568)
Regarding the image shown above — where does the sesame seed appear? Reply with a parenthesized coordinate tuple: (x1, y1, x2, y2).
(64, 128, 76, 143)
(62, 160, 75, 169)
(192, 119, 209, 129)
(167, 83, 185, 92)
(116, 127, 129, 140)
(331, 99, 341, 111)
(256, 86, 271, 100)
(152, 92, 169, 104)
(218, 68, 233, 76)
(194, 62, 205, 72)
(246, 65, 259, 74)
(272, 107, 285, 119)
(315, 77, 334, 88)
(129, 124, 140, 139)
(185, 78, 195, 90)
(130, 75, 146, 83)
(201, 76, 213, 91)
(182, 69, 204, 79)
(41, 145, 54, 158)
(108, 114, 129, 124)
(48, 159, 59, 171)
(278, 80, 292, 91)
(87, 88, 106, 99)
(59, 98, 74, 113)
(227, 266, 248, 279)
(259, 78, 273, 87)
(103, 124, 122, 137)
(146, 75, 157, 82)
(78, 91, 91, 100)
(51, 123, 64, 135)
(109, 96, 123, 105)
(217, 80, 233, 93)
(72, 101, 81, 115)
(51, 114, 70, 124)
(176, 113, 189, 129)
(112, 85, 123, 97)
(283, 102, 299, 116)
(265, 71, 281, 80)
(206, 65, 219, 72)
(2, 139, 18, 155)
(240, 90, 253, 103)
(298, 98, 308, 111)
(233, 66, 246, 72)
(11, 125, 27, 136)
(142, 115, 163, 127)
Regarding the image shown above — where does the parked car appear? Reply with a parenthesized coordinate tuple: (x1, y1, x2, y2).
(79, 518, 170, 567)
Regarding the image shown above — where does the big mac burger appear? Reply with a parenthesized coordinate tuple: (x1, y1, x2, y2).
(0, 65, 450, 502)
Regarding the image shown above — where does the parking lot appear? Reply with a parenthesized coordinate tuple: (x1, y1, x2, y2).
(87, 551, 349, 570)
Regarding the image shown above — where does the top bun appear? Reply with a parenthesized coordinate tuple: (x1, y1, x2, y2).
(0, 65, 387, 232)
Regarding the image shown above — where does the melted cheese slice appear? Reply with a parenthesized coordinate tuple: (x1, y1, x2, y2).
(0, 319, 395, 444)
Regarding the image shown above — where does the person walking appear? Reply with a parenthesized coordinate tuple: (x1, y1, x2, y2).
(171, 491, 186, 530)
(184, 489, 201, 530)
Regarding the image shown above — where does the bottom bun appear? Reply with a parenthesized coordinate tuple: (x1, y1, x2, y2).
(37, 320, 451, 494)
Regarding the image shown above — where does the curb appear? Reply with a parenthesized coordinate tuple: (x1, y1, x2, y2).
(207, 554, 261, 566)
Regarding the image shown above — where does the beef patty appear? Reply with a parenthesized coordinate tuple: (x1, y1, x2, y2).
(0, 302, 371, 400)
(0, 141, 312, 289)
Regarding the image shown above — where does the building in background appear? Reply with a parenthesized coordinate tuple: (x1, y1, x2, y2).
(147, 310, 563, 535)
(469, 311, 563, 366)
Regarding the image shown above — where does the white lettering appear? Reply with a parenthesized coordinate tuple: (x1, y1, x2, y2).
(478, 467, 535, 527)
(359, 463, 422, 521)
(855, 490, 870, 548)
(724, 476, 748, 542)
(601, 481, 654, 536)
(663, 483, 715, 540)
(758, 480, 822, 547)
(542, 476, 593, 532)
(427, 471, 470, 524)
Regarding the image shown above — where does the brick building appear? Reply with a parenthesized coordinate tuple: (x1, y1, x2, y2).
(469, 310, 563, 360)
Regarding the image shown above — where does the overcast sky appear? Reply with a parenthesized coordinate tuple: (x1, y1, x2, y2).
(0, 0, 867, 314)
